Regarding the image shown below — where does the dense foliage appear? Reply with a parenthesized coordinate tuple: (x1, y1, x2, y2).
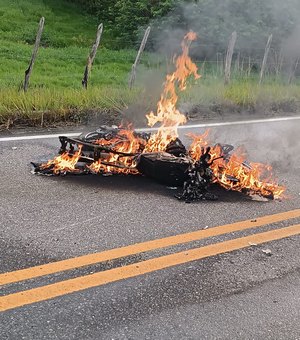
(70, 0, 300, 56)
(68, 0, 175, 47)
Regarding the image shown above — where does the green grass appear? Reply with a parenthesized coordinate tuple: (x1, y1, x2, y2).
(0, 0, 152, 127)
(0, 0, 98, 48)
(0, 87, 141, 126)
(0, 40, 139, 89)
(0, 0, 142, 90)
(182, 75, 300, 111)
(0, 0, 300, 129)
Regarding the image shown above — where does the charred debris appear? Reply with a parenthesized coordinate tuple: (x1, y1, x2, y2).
(32, 125, 273, 203)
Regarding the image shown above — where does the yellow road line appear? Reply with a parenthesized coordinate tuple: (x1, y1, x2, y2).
(1, 223, 299, 312)
(1, 209, 300, 286)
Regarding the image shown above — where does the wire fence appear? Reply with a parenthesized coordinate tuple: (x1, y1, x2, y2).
(0, 42, 300, 90)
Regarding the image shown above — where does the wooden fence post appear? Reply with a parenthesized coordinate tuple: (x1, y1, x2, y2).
(23, 17, 45, 92)
(82, 23, 103, 89)
(288, 57, 299, 84)
(247, 56, 252, 77)
(216, 52, 223, 77)
(224, 31, 237, 85)
(129, 26, 151, 89)
(235, 51, 240, 74)
(259, 34, 273, 85)
(274, 49, 284, 76)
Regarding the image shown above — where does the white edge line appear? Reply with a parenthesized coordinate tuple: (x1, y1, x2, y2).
(1, 116, 300, 142)
(136, 116, 300, 132)
(0, 133, 80, 142)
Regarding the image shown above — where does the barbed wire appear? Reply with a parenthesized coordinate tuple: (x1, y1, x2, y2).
(0, 47, 299, 85)
(1, 74, 299, 81)
(0, 50, 291, 65)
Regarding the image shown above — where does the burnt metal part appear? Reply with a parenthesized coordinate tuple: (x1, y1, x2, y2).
(165, 138, 187, 157)
(31, 127, 276, 201)
(175, 146, 218, 202)
(225, 174, 239, 182)
(136, 152, 190, 187)
(79, 125, 119, 141)
(215, 143, 234, 159)
(59, 137, 139, 157)
(242, 160, 252, 170)
(78, 126, 151, 143)
(58, 125, 150, 159)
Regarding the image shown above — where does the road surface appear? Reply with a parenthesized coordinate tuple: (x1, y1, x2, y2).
(0, 118, 300, 339)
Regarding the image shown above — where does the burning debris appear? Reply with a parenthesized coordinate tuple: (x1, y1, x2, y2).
(175, 146, 218, 202)
(32, 32, 285, 202)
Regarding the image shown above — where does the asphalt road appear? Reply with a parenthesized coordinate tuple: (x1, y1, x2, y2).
(0, 118, 300, 339)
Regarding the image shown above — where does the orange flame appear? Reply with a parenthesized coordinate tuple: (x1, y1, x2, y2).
(38, 32, 200, 175)
(187, 130, 210, 159)
(144, 31, 200, 152)
(37, 31, 285, 199)
(188, 132, 285, 199)
(39, 145, 83, 174)
(88, 128, 145, 174)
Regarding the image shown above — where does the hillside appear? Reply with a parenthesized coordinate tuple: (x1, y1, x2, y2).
(0, 0, 144, 127)
(0, 0, 299, 129)
(0, 0, 139, 89)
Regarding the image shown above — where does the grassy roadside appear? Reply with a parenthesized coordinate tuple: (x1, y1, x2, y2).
(0, 0, 159, 128)
(1, 78, 300, 129)
(0, 0, 300, 130)
(182, 77, 300, 111)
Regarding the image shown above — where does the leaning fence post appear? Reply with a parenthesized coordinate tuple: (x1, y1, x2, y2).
(23, 17, 45, 92)
(288, 57, 299, 84)
(129, 26, 151, 89)
(224, 31, 237, 85)
(259, 34, 273, 85)
(82, 23, 103, 89)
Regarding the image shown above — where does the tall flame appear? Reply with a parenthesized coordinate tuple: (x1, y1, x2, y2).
(36, 31, 285, 200)
(144, 31, 200, 152)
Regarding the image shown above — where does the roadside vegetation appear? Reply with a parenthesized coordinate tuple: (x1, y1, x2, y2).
(1, 0, 300, 129)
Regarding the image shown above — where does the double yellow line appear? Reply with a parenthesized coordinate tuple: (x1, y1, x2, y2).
(1, 209, 300, 312)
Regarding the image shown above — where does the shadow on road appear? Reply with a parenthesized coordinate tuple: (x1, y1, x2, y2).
(50, 173, 263, 204)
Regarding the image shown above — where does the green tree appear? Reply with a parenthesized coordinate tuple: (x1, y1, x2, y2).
(111, 0, 175, 47)
(68, 0, 300, 55)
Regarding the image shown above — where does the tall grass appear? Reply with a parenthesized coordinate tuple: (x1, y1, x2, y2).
(181, 73, 300, 112)
(0, 87, 141, 126)
(0, 0, 300, 129)
(2, 77, 299, 127)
